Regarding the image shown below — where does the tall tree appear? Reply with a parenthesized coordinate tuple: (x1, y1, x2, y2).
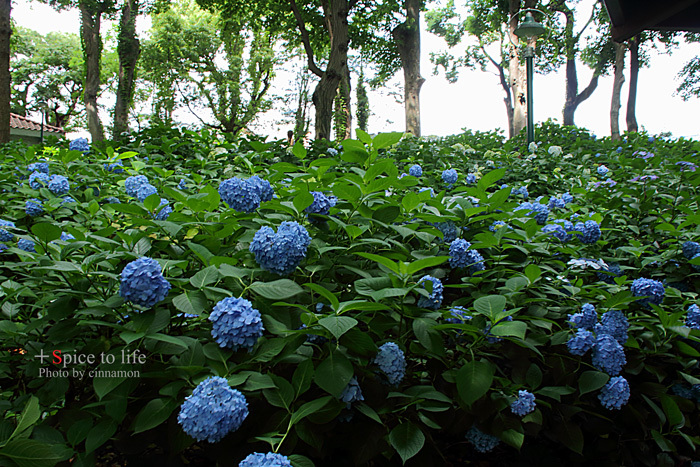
(0, 0, 10, 143)
(392, 0, 424, 136)
(610, 42, 625, 140)
(112, 0, 141, 140)
(625, 35, 638, 132)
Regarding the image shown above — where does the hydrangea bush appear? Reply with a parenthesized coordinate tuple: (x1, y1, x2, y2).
(1, 125, 699, 466)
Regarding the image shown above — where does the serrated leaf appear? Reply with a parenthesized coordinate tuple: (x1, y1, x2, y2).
(388, 422, 425, 464)
(578, 371, 609, 396)
(189, 265, 220, 289)
(474, 295, 506, 321)
(313, 351, 353, 397)
(456, 360, 495, 406)
(172, 290, 208, 316)
(132, 398, 177, 434)
(318, 316, 358, 340)
(250, 279, 304, 300)
(290, 396, 332, 425)
(0, 438, 72, 467)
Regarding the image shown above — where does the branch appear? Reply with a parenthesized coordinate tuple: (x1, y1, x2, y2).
(481, 44, 509, 98)
(174, 81, 219, 130)
(574, 3, 597, 43)
(289, 0, 324, 77)
(574, 72, 599, 106)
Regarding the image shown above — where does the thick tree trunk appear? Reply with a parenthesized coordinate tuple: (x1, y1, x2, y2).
(0, 0, 11, 143)
(508, 0, 526, 137)
(626, 35, 639, 133)
(392, 0, 424, 137)
(610, 42, 626, 140)
(113, 0, 140, 141)
(80, 0, 105, 142)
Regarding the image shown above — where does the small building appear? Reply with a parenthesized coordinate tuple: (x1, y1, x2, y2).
(603, 0, 700, 41)
(9, 113, 65, 145)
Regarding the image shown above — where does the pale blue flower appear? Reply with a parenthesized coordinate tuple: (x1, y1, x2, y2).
(209, 297, 264, 351)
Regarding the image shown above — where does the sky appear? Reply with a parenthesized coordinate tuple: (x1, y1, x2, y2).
(10, 0, 700, 140)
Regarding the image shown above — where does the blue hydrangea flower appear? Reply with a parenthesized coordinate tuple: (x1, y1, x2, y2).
(598, 376, 630, 410)
(418, 187, 435, 197)
(119, 257, 171, 308)
(136, 183, 158, 202)
(327, 148, 339, 157)
(574, 220, 601, 244)
(305, 191, 334, 216)
(442, 169, 458, 185)
(249, 221, 311, 275)
(29, 171, 50, 189)
(569, 303, 597, 330)
(375, 342, 406, 385)
(686, 304, 700, 330)
(299, 324, 327, 345)
(154, 198, 172, 220)
(597, 309, 628, 345)
(676, 161, 698, 172)
(510, 390, 536, 416)
(248, 175, 274, 202)
(548, 196, 566, 209)
(691, 252, 700, 271)
(239, 452, 292, 467)
(62, 196, 76, 204)
(103, 197, 120, 204)
(567, 329, 595, 356)
(178, 376, 248, 443)
(219, 177, 261, 213)
(209, 297, 264, 351)
(682, 241, 700, 259)
(562, 192, 573, 204)
(671, 383, 695, 399)
(125, 175, 150, 198)
(465, 427, 500, 453)
(542, 223, 570, 242)
(0, 220, 15, 242)
(0, 243, 7, 253)
(27, 162, 49, 174)
(596, 262, 622, 283)
(431, 221, 458, 243)
(17, 238, 36, 252)
(48, 175, 70, 195)
(490, 221, 508, 232)
(511, 186, 528, 198)
(69, 138, 90, 153)
(485, 315, 512, 343)
(104, 160, 124, 173)
(26, 198, 44, 217)
(60, 232, 75, 241)
(514, 201, 549, 224)
(178, 179, 187, 190)
(339, 377, 364, 408)
(592, 334, 626, 376)
(417, 275, 443, 310)
(597, 165, 610, 177)
(449, 239, 485, 273)
(445, 306, 472, 324)
(408, 164, 422, 177)
(466, 173, 477, 184)
(631, 278, 665, 307)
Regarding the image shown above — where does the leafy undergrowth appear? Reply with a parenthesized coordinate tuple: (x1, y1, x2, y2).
(1, 124, 699, 466)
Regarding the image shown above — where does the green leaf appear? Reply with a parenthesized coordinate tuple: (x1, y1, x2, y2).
(0, 439, 72, 467)
(93, 375, 126, 400)
(146, 333, 188, 350)
(85, 419, 117, 453)
(406, 256, 449, 275)
(189, 265, 220, 289)
(250, 279, 305, 300)
(402, 193, 420, 212)
(132, 398, 177, 434)
(456, 360, 495, 406)
(292, 359, 314, 397)
(340, 140, 369, 164)
(477, 168, 506, 190)
(659, 394, 685, 428)
(313, 351, 353, 397)
(288, 454, 315, 467)
(172, 290, 208, 316)
(305, 283, 340, 311)
(10, 396, 40, 441)
(489, 320, 527, 339)
(30, 223, 62, 244)
(524, 264, 541, 283)
(290, 396, 332, 425)
(332, 183, 361, 202)
(372, 205, 400, 223)
(293, 191, 314, 213)
(355, 129, 372, 145)
(578, 371, 609, 396)
(355, 252, 400, 274)
(318, 316, 358, 340)
(355, 402, 382, 424)
(388, 422, 425, 464)
(187, 241, 213, 266)
(474, 295, 506, 321)
(372, 132, 403, 149)
(292, 141, 307, 159)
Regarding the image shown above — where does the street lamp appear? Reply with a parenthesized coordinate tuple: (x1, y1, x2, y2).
(514, 11, 547, 145)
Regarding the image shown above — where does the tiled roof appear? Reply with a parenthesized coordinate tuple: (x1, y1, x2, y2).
(10, 113, 65, 134)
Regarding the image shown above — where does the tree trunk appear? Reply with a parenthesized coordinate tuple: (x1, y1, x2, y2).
(0, 0, 11, 143)
(610, 42, 626, 140)
(626, 35, 639, 133)
(80, 0, 105, 142)
(337, 66, 351, 139)
(507, 0, 527, 137)
(113, 0, 140, 141)
(392, 0, 424, 137)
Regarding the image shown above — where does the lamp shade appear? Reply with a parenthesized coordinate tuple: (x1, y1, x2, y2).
(514, 12, 547, 38)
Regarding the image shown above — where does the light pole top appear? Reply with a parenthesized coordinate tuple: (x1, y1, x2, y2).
(514, 12, 547, 39)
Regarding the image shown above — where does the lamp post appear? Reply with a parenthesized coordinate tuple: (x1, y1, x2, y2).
(514, 12, 547, 145)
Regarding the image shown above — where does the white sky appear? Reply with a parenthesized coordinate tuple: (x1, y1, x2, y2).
(10, 0, 700, 140)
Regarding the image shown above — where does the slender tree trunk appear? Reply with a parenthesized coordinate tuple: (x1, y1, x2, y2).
(392, 0, 424, 137)
(626, 35, 639, 133)
(338, 66, 351, 139)
(113, 0, 140, 141)
(610, 42, 626, 140)
(0, 0, 11, 143)
(80, 0, 105, 142)
(508, 0, 526, 136)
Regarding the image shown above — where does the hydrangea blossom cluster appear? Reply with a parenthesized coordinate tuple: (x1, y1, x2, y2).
(466, 173, 477, 184)
(511, 186, 528, 198)
(69, 137, 90, 153)
(548, 145, 562, 157)
(29, 171, 50, 189)
(178, 179, 187, 190)
(104, 160, 124, 173)
(510, 390, 536, 416)
(249, 221, 311, 275)
(154, 199, 172, 221)
(417, 275, 443, 310)
(567, 329, 595, 356)
(631, 278, 665, 307)
(62, 196, 76, 204)
(429, 221, 458, 243)
(26, 199, 44, 217)
(17, 238, 36, 252)
(219, 176, 274, 213)
(60, 232, 75, 241)
(178, 376, 248, 443)
(490, 221, 508, 232)
(327, 147, 339, 157)
(374, 342, 406, 385)
(339, 377, 364, 408)
(682, 241, 700, 259)
(449, 239, 485, 274)
(548, 196, 566, 209)
(514, 201, 549, 225)
(445, 306, 472, 324)
(408, 164, 422, 177)
(119, 257, 171, 308)
(48, 175, 70, 195)
(465, 427, 500, 453)
(305, 191, 336, 216)
(598, 376, 630, 410)
(592, 179, 617, 189)
(136, 183, 158, 202)
(441, 169, 458, 186)
(569, 303, 597, 330)
(596, 262, 622, 283)
(597, 165, 610, 177)
(28, 162, 49, 174)
(124, 175, 150, 198)
(597, 309, 628, 345)
(239, 452, 292, 467)
(592, 334, 627, 375)
(0, 220, 15, 242)
(542, 223, 570, 242)
(685, 304, 700, 330)
(209, 297, 264, 351)
(574, 220, 601, 244)
(248, 175, 274, 202)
